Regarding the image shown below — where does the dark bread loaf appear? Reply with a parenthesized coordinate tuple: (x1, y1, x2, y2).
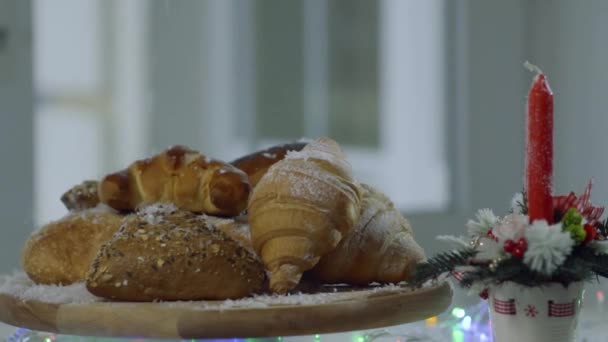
(86, 204, 265, 301)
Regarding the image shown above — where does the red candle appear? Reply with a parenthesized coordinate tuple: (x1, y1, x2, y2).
(526, 65, 554, 223)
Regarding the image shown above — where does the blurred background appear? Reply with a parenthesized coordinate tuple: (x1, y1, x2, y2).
(2, 0, 608, 339)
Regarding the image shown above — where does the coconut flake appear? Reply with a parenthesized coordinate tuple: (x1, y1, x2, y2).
(285, 149, 337, 164)
(137, 203, 178, 225)
(0, 272, 427, 309)
(0, 272, 101, 304)
(165, 283, 412, 311)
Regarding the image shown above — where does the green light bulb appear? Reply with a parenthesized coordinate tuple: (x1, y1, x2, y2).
(452, 329, 464, 342)
(451, 307, 466, 319)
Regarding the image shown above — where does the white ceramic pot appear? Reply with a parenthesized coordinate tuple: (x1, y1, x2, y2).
(489, 281, 584, 342)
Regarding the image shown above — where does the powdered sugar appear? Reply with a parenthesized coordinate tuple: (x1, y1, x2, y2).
(196, 213, 234, 228)
(137, 203, 178, 225)
(262, 161, 356, 207)
(164, 283, 412, 311)
(0, 272, 423, 310)
(0, 272, 101, 304)
(284, 138, 353, 181)
(286, 148, 338, 165)
(32, 204, 118, 233)
(183, 151, 201, 165)
(74, 203, 118, 221)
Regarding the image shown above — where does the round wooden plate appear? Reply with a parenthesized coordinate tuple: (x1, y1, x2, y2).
(0, 282, 452, 339)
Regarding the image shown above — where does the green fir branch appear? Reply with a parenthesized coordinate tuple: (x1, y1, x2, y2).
(576, 247, 608, 279)
(552, 252, 594, 285)
(459, 267, 492, 288)
(411, 248, 476, 287)
(510, 189, 528, 215)
(453, 255, 593, 288)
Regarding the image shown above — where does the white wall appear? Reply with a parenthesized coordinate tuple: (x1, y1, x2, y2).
(0, 0, 32, 274)
(529, 0, 608, 202)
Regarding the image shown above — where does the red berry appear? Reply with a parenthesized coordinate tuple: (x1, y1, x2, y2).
(504, 239, 516, 252)
(517, 237, 528, 251)
(479, 289, 489, 300)
(487, 230, 498, 241)
(512, 247, 525, 258)
(584, 224, 597, 243)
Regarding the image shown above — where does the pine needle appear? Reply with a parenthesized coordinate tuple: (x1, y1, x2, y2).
(411, 248, 476, 287)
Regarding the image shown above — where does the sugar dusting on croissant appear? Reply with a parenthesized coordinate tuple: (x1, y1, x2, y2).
(98, 146, 251, 216)
(248, 137, 361, 293)
(231, 142, 307, 188)
(312, 183, 426, 284)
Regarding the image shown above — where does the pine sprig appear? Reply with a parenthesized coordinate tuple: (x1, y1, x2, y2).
(577, 247, 608, 279)
(511, 189, 529, 215)
(597, 218, 608, 238)
(411, 248, 476, 287)
(551, 252, 594, 285)
(459, 267, 492, 288)
(455, 255, 594, 288)
(459, 258, 547, 288)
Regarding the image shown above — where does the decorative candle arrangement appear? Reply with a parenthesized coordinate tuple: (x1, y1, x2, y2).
(412, 62, 608, 342)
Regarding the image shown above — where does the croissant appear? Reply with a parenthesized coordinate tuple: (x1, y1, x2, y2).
(312, 184, 426, 284)
(61, 180, 101, 211)
(231, 142, 307, 188)
(248, 137, 361, 293)
(99, 145, 251, 216)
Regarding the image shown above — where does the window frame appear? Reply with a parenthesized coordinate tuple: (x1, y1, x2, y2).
(186, 0, 450, 213)
(144, 0, 531, 259)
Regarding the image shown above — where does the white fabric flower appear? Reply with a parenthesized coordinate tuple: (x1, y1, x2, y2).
(492, 213, 528, 244)
(466, 208, 498, 237)
(474, 237, 503, 261)
(589, 240, 608, 255)
(523, 220, 574, 275)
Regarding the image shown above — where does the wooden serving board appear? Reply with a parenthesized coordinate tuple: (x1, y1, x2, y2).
(0, 282, 452, 339)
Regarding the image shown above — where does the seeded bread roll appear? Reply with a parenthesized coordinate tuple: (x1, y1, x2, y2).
(22, 208, 122, 285)
(86, 204, 265, 301)
(200, 214, 253, 252)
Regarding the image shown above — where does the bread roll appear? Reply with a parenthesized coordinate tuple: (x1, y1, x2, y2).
(86, 204, 265, 301)
(99, 145, 251, 216)
(22, 208, 122, 285)
(231, 142, 307, 188)
(61, 180, 100, 211)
